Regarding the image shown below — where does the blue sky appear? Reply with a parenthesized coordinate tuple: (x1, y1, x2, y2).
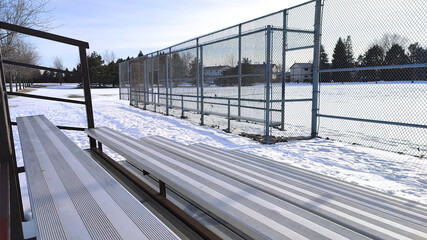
(30, 0, 309, 69)
(28, 0, 426, 70)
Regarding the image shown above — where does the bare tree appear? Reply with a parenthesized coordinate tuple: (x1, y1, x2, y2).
(227, 54, 235, 67)
(4, 39, 40, 90)
(0, 0, 53, 56)
(52, 56, 64, 85)
(375, 33, 409, 51)
(103, 49, 117, 64)
(52, 56, 64, 70)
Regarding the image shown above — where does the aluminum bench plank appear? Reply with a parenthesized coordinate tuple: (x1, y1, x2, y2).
(195, 142, 427, 221)
(86, 127, 368, 240)
(17, 115, 179, 240)
(141, 136, 427, 240)
(117, 161, 245, 240)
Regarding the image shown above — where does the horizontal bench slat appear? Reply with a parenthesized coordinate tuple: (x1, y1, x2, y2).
(86, 127, 369, 240)
(193, 142, 427, 217)
(142, 136, 427, 240)
(18, 116, 179, 240)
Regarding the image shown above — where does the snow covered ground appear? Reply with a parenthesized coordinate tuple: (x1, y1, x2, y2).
(136, 81, 427, 156)
(8, 83, 427, 220)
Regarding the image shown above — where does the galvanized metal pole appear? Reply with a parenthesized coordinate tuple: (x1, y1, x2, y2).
(127, 61, 131, 100)
(129, 62, 134, 106)
(137, 63, 141, 106)
(166, 52, 169, 115)
(238, 24, 242, 121)
(151, 59, 155, 110)
(196, 38, 200, 111)
(181, 95, 184, 118)
(169, 47, 173, 106)
(227, 98, 231, 132)
(79, 46, 96, 149)
(311, 0, 322, 138)
(118, 63, 122, 100)
(265, 25, 272, 144)
(200, 46, 204, 125)
(143, 61, 147, 110)
(156, 52, 160, 107)
(281, 10, 288, 131)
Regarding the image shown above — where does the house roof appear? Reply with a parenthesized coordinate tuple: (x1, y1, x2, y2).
(204, 65, 231, 71)
(290, 63, 312, 69)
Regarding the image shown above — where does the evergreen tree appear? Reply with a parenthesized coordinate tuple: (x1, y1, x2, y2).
(382, 44, 409, 81)
(362, 45, 385, 66)
(408, 43, 427, 80)
(87, 51, 105, 85)
(360, 45, 385, 81)
(344, 36, 355, 67)
(64, 68, 71, 83)
(137, 50, 144, 57)
(188, 57, 201, 85)
(332, 38, 348, 68)
(171, 53, 188, 81)
(218, 58, 256, 86)
(319, 45, 332, 82)
(320, 45, 329, 69)
(332, 37, 352, 82)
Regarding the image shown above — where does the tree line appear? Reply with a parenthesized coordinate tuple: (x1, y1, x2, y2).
(33, 51, 138, 87)
(321, 34, 426, 82)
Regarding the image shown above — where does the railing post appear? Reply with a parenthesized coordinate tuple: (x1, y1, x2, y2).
(227, 99, 231, 133)
(166, 52, 169, 115)
(181, 95, 185, 118)
(281, 10, 288, 131)
(311, 0, 322, 138)
(238, 24, 242, 121)
(200, 46, 204, 125)
(265, 25, 272, 144)
(1, 47, 24, 240)
(79, 46, 96, 149)
(196, 38, 200, 111)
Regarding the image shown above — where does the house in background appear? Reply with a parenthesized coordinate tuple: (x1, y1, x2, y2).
(290, 63, 313, 83)
(204, 66, 231, 85)
(252, 64, 279, 81)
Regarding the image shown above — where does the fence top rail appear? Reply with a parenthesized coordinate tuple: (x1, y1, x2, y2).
(138, 0, 315, 58)
(0, 21, 89, 48)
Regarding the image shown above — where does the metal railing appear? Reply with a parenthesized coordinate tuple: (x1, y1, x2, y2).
(0, 21, 95, 239)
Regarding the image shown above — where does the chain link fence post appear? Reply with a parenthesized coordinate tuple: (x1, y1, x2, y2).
(196, 38, 200, 111)
(143, 61, 147, 110)
(265, 25, 272, 144)
(166, 51, 169, 115)
(311, 0, 322, 138)
(281, 9, 288, 131)
(200, 46, 204, 125)
(238, 24, 242, 121)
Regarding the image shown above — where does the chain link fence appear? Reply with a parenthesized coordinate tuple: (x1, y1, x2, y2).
(119, 0, 426, 156)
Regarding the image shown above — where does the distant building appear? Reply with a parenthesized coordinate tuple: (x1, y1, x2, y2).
(290, 63, 313, 82)
(252, 64, 279, 80)
(204, 66, 231, 85)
